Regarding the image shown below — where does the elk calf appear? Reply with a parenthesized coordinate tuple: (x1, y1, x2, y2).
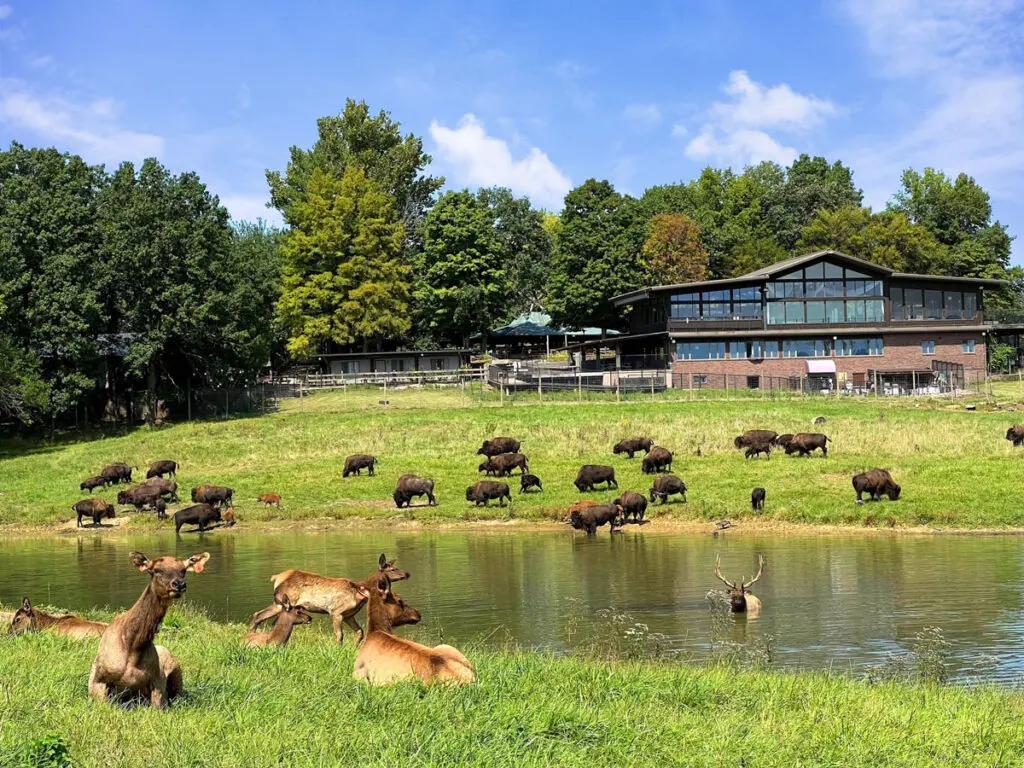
(8, 598, 107, 639)
(242, 596, 311, 648)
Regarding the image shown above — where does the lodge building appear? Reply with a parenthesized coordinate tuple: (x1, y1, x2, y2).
(601, 250, 1004, 392)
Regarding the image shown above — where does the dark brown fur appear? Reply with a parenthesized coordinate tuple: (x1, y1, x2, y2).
(852, 469, 901, 502)
(612, 437, 654, 458)
(477, 437, 521, 457)
(343, 454, 378, 477)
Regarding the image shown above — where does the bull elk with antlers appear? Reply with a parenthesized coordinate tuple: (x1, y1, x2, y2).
(714, 554, 765, 617)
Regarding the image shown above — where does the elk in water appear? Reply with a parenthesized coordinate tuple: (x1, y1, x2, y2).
(714, 554, 765, 617)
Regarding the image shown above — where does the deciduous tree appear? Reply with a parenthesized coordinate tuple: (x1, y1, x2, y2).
(641, 213, 709, 284)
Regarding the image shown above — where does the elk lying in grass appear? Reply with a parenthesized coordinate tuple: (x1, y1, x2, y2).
(8, 598, 108, 639)
(353, 575, 474, 686)
(88, 551, 210, 709)
(714, 554, 765, 617)
(242, 596, 311, 648)
(249, 553, 409, 644)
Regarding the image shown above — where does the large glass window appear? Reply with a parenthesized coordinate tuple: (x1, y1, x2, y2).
(865, 280, 884, 297)
(804, 262, 824, 279)
(676, 342, 727, 360)
(824, 262, 844, 279)
(733, 286, 761, 301)
(785, 302, 805, 324)
(944, 291, 963, 319)
(704, 302, 731, 319)
(767, 303, 786, 325)
(823, 280, 845, 297)
(837, 338, 883, 356)
(925, 290, 942, 320)
(846, 280, 866, 297)
(846, 300, 867, 323)
(922, 340, 936, 354)
(964, 292, 977, 319)
(783, 339, 831, 358)
(805, 301, 825, 324)
(672, 302, 699, 319)
(826, 301, 845, 323)
(865, 299, 885, 323)
(735, 302, 762, 319)
(729, 341, 750, 359)
(751, 340, 779, 358)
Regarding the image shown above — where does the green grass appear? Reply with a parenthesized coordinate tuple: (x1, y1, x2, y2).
(3, 387, 1024, 529)
(2, 605, 1023, 767)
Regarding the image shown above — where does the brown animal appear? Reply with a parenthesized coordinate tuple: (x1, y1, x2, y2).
(146, 460, 178, 479)
(569, 503, 624, 535)
(852, 469, 901, 503)
(80, 475, 108, 493)
(478, 452, 529, 476)
(641, 446, 673, 474)
(257, 493, 282, 508)
(8, 598, 108, 639)
(733, 430, 778, 460)
(562, 499, 598, 522)
(100, 462, 136, 485)
(614, 491, 648, 523)
(353, 574, 474, 686)
(751, 487, 766, 511)
(466, 480, 512, 507)
(174, 504, 221, 534)
(191, 484, 234, 508)
(222, 507, 237, 527)
(1007, 425, 1024, 446)
(393, 475, 436, 508)
(242, 596, 312, 648)
(73, 498, 115, 528)
(520, 473, 543, 493)
(612, 437, 654, 458)
(782, 433, 831, 457)
(88, 551, 210, 709)
(714, 554, 764, 616)
(477, 437, 521, 457)
(574, 465, 618, 492)
(649, 474, 687, 504)
(249, 553, 410, 645)
(142, 476, 179, 501)
(117, 485, 164, 512)
(773, 434, 795, 451)
(343, 454, 378, 477)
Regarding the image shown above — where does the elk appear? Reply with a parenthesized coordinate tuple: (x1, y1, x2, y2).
(8, 598, 108, 639)
(714, 554, 765, 617)
(242, 596, 312, 648)
(353, 574, 475, 686)
(88, 551, 210, 709)
(249, 553, 410, 644)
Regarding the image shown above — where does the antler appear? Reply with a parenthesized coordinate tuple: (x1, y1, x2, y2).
(742, 554, 765, 589)
(714, 555, 736, 589)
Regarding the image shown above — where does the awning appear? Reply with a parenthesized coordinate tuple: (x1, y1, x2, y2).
(805, 360, 837, 374)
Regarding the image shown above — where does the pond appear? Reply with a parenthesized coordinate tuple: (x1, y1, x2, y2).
(3, 529, 1022, 683)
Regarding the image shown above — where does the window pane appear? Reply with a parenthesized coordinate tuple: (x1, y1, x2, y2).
(846, 300, 866, 322)
(784, 282, 804, 299)
(673, 303, 699, 319)
(705, 302, 730, 318)
(824, 262, 844, 279)
(734, 286, 761, 301)
(805, 280, 825, 298)
(845, 268, 870, 278)
(765, 341, 779, 358)
(846, 280, 866, 297)
(824, 280, 845, 298)
(964, 292, 977, 318)
(804, 262, 824, 279)
(729, 341, 749, 358)
(921, 341, 935, 354)
(735, 302, 762, 319)
(925, 290, 942, 319)
(672, 292, 698, 303)
(865, 280, 883, 297)
(785, 302, 805, 324)
(767, 302, 785, 325)
(871, 338, 884, 356)
(778, 269, 803, 280)
(826, 301, 845, 323)
(865, 299, 885, 323)
(805, 301, 825, 323)
(702, 289, 729, 302)
(944, 291, 963, 319)
(766, 283, 782, 299)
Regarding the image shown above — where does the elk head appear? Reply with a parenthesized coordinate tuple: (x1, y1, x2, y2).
(130, 551, 210, 600)
(8, 598, 36, 635)
(370, 575, 422, 632)
(275, 596, 312, 627)
(378, 553, 410, 582)
(714, 554, 764, 613)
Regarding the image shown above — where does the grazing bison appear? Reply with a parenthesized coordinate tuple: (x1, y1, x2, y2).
(783, 433, 831, 457)
(751, 487, 766, 511)
(612, 437, 654, 459)
(478, 453, 529, 477)
(773, 434, 795, 451)
(191, 485, 234, 508)
(641, 446, 674, 474)
(146, 460, 178, 479)
(477, 437, 521, 457)
(574, 465, 618, 492)
(174, 504, 222, 534)
(734, 430, 778, 460)
(465, 480, 512, 507)
(343, 454, 378, 477)
(393, 475, 436, 508)
(520, 474, 543, 494)
(649, 474, 687, 504)
(614, 491, 648, 524)
(852, 469, 901, 503)
(1006, 425, 1024, 446)
(142, 477, 179, 502)
(117, 485, 164, 513)
(80, 476, 108, 493)
(100, 463, 136, 485)
(569, 503, 623, 535)
(73, 498, 115, 528)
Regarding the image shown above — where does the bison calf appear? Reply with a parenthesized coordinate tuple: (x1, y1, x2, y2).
(852, 469, 901, 503)
(466, 481, 511, 507)
(174, 503, 222, 534)
(257, 493, 282, 508)
(520, 474, 543, 494)
(73, 499, 115, 528)
(343, 454, 378, 477)
(649, 474, 687, 505)
(80, 476, 108, 493)
(612, 437, 654, 459)
(751, 487, 766, 511)
(574, 465, 618, 492)
(614, 491, 648, 524)
(394, 475, 436, 508)
(569, 504, 623, 535)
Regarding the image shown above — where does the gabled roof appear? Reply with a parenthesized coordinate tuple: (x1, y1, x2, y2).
(740, 249, 892, 278)
(474, 312, 616, 338)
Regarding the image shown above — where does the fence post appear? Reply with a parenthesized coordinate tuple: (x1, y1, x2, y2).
(873, 370, 879, 398)
(538, 373, 542, 402)
(383, 374, 388, 401)
(187, 383, 191, 421)
(912, 370, 916, 396)
(225, 389, 230, 418)
(299, 379, 304, 410)
(616, 372, 621, 403)
(688, 372, 693, 401)
(725, 374, 729, 398)
(500, 375, 505, 407)
(651, 371, 655, 401)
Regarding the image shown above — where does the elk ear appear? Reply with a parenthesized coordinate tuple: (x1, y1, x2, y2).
(20, 598, 31, 612)
(185, 552, 211, 573)
(281, 595, 292, 611)
(130, 552, 151, 572)
(378, 553, 388, 569)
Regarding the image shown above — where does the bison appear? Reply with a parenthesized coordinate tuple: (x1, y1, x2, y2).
(641, 446, 673, 474)
(343, 454, 378, 477)
(751, 487, 766, 511)
(574, 465, 618, 492)
(465, 480, 512, 507)
(612, 437, 654, 459)
(478, 453, 529, 477)
(100, 463, 136, 485)
(773, 434, 795, 451)
(649, 474, 687, 505)
(142, 477, 179, 502)
(80, 476, 108, 493)
(614, 491, 648, 524)
(520, 474, 543, 494)
(117, 485, 164, 513)
(569, 503, 623, 535)
(562, 499, 598, 523)
(783, 433, 831, 458)
(734, 430, 778, 460)
(191, 484, 234, 508)
(477, 437, 521, 457)
(393, 475, 436, 508)
(1007, 425, 1024, 446)
(174, 503, 222, 534)
(257, 493, 282, 508)
(73, 498, 115, 528)
(146, 460, 178, 479)
(853, 469, 901, 503)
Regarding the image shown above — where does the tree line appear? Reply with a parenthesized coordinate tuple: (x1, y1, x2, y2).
(0, 98, 1018, 427)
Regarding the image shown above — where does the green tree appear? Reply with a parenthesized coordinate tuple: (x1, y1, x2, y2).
(641, 213, 709, 284)
(989, 343, 1017, 373)
(546, 179, 644, 330)
(278, 168, 410, 358)
(477, 187, 553, 314)
(776, 154, 862, 248)
(416, 190, 510, 348)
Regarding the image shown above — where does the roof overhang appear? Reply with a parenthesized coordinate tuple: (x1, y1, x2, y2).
(806, 360, 837, 374)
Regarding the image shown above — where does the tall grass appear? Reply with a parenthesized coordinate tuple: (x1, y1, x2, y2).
(2, 390, 1022, 529)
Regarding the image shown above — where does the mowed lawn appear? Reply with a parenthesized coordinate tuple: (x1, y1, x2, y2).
(1, 388, 1023, 529)
(1, 606, 1023, 767)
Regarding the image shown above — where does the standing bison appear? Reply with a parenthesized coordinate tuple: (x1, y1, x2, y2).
(782, 433, 831, 458)
(466, 480, 512, 507)
(852, 469, 901, 503)
(191, 485, 234, 508)
(641, 446, 673, 474)
(117, 485, 164, 513)
(569, 504, 623, 535)
(1007, 425, 1024, 446)
(73, 499, 115, 528)
(142, 477, 179, 502)
(80, 476, 108, 493)
(146, 460, 178, 479)
(614, 491, 648, 524)
(393, 475, 436, 508)
(477, 438, 521, 457)
(751, 487, 766, 511)
(613, 438, 654, 459)
(734, 430, 778, 460)
(100, 463, 136, 485)
(649, 474, 687, 505)
(478, 453, 529, 477)
(574, 465, 618, 492)
(343, 454, 378, 477)
(174, 504, 222, 534)
(520, 474, 543, 494)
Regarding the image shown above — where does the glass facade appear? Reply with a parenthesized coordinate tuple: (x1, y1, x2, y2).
(765, 262, 885, 325)
(891, 286, 978, 321)
(675, 338, 885, 360)
(836, 338, 884, 356)
(670, 286, 762, 321)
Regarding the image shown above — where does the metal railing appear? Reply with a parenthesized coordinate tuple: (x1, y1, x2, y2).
(303, 369, 485, 389)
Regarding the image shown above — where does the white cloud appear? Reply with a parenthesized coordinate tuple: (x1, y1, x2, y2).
(429, 114, 572, 209)
(684, 71, 836, 167)
(220, 193, 282, 225)
(0, 81, 164, 167)
(671, 123, 688, 138)
(0, 6, 12, 20)
(622, 103, 661, 129)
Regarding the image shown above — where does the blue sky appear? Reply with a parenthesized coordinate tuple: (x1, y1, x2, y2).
(1, 1, 1022, 259)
